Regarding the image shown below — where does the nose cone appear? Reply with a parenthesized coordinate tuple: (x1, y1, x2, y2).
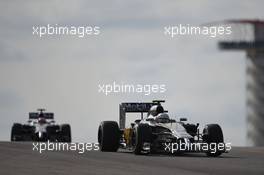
(38, 131, 42, 138)
(36, 131, 48, 141)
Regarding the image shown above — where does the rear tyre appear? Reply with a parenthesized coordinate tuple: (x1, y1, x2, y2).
(133, 124, 152, 155)
(11, 123, 23, 141)
(203, 124, 224, 157)
(98, 121, 120, 152)
(60, 124, 71, 142)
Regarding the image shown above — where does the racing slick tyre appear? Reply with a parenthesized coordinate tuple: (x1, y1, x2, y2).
(203, 124, 224, 157)
(133, 124, 152, 155)
(60, 124, 71, 142)
(11, 123, 23, 141)
(47, 125, 60, 142)
(98, 121, 120, 152)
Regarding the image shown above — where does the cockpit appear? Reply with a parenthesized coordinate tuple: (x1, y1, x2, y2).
(155, 113, 170, 123)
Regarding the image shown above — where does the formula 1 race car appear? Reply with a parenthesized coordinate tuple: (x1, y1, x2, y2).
(98, 100, 228, 156)
(11, 109, 71, 142)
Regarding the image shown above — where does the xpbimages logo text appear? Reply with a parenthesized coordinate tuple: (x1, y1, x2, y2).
(164, 24, 232, 38)
(164, 141, 232, 154)
(32, 141, 99, 154)
(32, 24, 100, 38)
(98, 81, 166, 96)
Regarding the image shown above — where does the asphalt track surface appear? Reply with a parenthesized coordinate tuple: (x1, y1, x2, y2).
(0, 142, 264, 175)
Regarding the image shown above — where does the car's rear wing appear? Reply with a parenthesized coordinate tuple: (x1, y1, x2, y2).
(119, 100, 166, 129)
(29, 112, 54, 119)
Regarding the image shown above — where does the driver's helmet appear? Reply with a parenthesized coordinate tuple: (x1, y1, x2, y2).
(149, 105, 164, 116)
(155, 113, 170, 123)
(38, 113, 47, 124)
(38, 116, 46, 124)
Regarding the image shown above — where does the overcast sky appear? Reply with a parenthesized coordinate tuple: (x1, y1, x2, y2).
(0, 0, 264, 146)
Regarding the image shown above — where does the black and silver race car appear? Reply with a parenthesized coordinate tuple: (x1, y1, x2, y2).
(98, 100, 229, 156)
(11, 109, 71, 142)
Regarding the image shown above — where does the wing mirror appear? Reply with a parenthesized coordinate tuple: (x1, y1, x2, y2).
(180, 118, 187, 122)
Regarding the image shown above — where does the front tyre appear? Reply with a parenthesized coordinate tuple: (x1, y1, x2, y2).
(133, 124, 152, 155)
(98, 121, 120, 152)
(47, 125, 60, 142)
(203, 124, 224, 157)
(60, 124, 71, 142)
(11, 123, 23, 141)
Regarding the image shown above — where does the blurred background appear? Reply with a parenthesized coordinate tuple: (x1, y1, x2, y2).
(0, 0, 264, 146)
